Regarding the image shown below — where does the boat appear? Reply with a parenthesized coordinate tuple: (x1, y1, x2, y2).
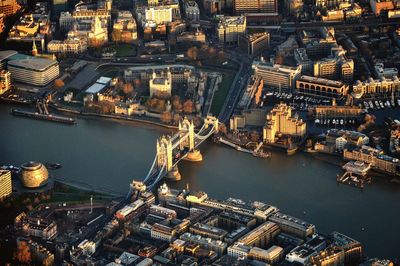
(45, 162, 62, 170)
(252, 150, 271, 159)
(11, 109, 76, 125)
(287, 147, 298, 155)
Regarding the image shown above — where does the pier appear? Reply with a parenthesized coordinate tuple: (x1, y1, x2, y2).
(337, 161, 372, 189)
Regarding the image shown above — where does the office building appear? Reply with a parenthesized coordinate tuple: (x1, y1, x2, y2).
(263, 103, 306, 143)
(248, 245, 283, 264)
(239, 32, 270, 57)
(238, 221, 280, 247)
(234, 0, 278, 15)
(217, 15, 246, 44)
(296, 75, 349, 99)
(112, 11, 137, 42)
(180, 232, 227, 255)
(0, 170, 12, 199)
(310, 246, 345, 266)
(269, 212, 315, 239)
(7, 57, 59, 86)
(294, 48, 313, 75)
(227, 242, 252, 258)
(151, 223, 176, 242)
(329, 232, 362, 265)
(189, 223, 228, 241)
(0, 0, 21, 16)
(286, 245, 317, 265)
(253, 61, 301, 90)
(0, 70, 11, 94)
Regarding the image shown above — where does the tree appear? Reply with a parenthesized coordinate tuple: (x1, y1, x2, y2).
(187, 46, 199, 61)
(183, 99, 194, 114)
(219, 123, 228, 135)
(155, 99, 166, 112)
(160, 111, 173, 123)
(171, 96, 182, 112)
(122, 83, 134, 95)
(54, 79, 65, 88)
(173, 113, 181, 125)
(218, 51, 227, 62)
(14, 240, 31, 264)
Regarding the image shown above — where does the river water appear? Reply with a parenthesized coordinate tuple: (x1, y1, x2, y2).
(0, 104, 399, 259)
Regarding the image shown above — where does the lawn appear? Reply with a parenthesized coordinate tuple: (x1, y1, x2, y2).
(114, 44, 137, 57)
(209, 72, 235, 116)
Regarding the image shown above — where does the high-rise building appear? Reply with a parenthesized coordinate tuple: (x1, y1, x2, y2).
(145, 6, 173, 25)
(234, 0, 278, 15)
(0, 170, 12, 199)
(0, 13, 5, 34)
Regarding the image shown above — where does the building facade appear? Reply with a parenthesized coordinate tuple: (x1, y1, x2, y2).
(0, 70, 11, 94)
(296, 75, 349, 99)
(0, 170, 12, 199)
(263, 103, 306, 143)
(254, 62, 301, 90)
(239, 32, 270, 57)
(217, 15, 246, 44)
(7, 58, 59, 86)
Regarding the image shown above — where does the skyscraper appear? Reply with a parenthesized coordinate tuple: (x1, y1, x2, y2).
(0, 170, 12, 199)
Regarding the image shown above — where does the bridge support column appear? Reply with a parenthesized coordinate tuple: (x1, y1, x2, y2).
(167, 166, 181, 181)
(183, 149, 203, 162)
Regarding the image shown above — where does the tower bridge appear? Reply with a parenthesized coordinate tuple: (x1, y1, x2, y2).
(129, 116, 219, 195)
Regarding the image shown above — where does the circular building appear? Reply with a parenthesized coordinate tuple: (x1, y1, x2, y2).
(20, 161, 48, 188)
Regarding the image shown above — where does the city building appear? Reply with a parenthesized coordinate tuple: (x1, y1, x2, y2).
(313, 49, 354, 83)
(19, 161, 49, 188)
(315, 0, 350, 9)
(149, 71, 172, 98)
(238, 222, 280, 247)
(180, 232, 227, 255)
(296, 75, 349, 99)
(329, 232, 362, 265)
(0, 0, 21, 16)
(0, 13, 5, 34)
(326, 129, 369, 152)
(294, 48, 313, 75)
(369, 0, 394, 15)
(234, 0, 278, 15)
(248, 245, 283, 264)
(47, 38, 88, 54)
(52, 0, 68, 16)
(7, 57, 59, 86)
(184, 0, 200, 21)
(344, 145, 399, 175)
(269, 212, 315, 239)
(238, 32, 270, 57)
(145, 6, 173, 25)
(0, 170, 12, 199)
(112, 11, 137, 43)
(284, 0, 303, 15)
(216, 15, 246, 45)
(227, 242, 252, 258)
(352, 77, 400, 99)
(263, 103, 306, 143)
(0, 70, 11, 94)
(285, 245, 317, 265)
(310, 246, 345, 266)
(253, 61, 301, 90)
(22, 217, 57, 240)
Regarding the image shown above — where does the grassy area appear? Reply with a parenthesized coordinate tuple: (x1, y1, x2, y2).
(46, 182, 112, 204)
(114, 44, 137, 57)
(209, 72, 235, 116)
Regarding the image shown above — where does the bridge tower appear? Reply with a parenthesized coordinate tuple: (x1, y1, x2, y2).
(179, 117, 195, 151)
(204, 115, 219, 133)
(156, 135, 173, 172)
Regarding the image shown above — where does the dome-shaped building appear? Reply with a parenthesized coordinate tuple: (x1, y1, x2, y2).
(20, 161, 49, 188)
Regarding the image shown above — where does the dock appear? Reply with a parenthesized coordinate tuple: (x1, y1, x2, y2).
(337, 161, 372, 189)
(11, 109, 76, 125)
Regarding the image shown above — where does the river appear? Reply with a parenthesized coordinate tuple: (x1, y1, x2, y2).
(0, 104, 399, 259)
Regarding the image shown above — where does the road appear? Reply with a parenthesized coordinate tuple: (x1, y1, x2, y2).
(218, 52, 253, 123)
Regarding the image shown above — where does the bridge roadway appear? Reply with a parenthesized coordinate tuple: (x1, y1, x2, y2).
(141, 124, 216, 190)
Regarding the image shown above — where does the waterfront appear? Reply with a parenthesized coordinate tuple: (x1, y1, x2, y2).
(0, 104, 399, 259)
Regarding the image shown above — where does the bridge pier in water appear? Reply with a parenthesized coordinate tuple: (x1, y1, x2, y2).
(135, 116, 219, 192)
